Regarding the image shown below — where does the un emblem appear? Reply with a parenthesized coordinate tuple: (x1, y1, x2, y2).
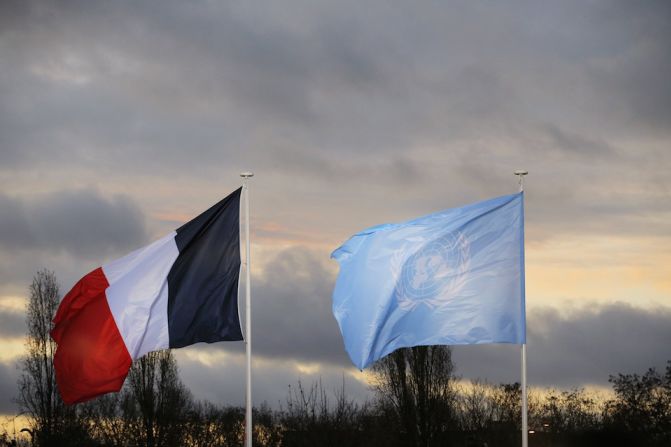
(392, 231, 470, 311)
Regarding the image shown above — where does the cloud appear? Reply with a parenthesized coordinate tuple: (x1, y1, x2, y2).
(0, 309, 24, 338)
(249, 247, 349, 367)
(0, 190, 148, 258)
(0, 0, 668, 247)
(1, 0, 668, 169)
(453, 302, 671, 387)
(0, 361, 19, 414)
(175, 347, 370, 409)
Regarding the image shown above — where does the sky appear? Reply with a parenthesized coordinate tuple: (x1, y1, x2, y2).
(1, 0, 670, 416)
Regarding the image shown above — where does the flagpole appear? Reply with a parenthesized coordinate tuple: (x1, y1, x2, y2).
(241, 171, 254, 447)
(515, 170, 528, 447)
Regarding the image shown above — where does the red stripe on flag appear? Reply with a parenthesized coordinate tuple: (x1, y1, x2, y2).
(51, 267, 132, 404)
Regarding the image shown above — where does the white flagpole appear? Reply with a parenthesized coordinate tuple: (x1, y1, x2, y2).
(515, 170, 528, 447)
(240, 171, 254, 447)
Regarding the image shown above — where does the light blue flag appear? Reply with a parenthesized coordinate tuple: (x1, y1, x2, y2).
(331, 192, 525, 370)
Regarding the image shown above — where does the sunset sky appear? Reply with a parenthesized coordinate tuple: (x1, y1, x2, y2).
(1, 0, 670, 417)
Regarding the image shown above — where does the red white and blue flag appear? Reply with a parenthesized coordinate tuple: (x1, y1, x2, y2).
(51, 188, 243, 404)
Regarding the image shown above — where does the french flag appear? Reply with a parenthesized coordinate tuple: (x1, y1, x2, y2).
(51, 188, 243, 404)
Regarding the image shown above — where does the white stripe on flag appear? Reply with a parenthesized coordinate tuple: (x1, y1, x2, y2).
(103, 232, 179, 359)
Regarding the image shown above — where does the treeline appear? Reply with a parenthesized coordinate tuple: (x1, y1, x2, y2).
(3, 271, 671, 446)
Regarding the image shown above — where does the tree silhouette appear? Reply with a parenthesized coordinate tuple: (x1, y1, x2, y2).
(126, 350, 193, 447)
(604, 361, 671, 445)
(16, 270, 89, 446)
(280, 378, 367, 446)
(372, 346, 457, 447)
(459, 379, 495, 433)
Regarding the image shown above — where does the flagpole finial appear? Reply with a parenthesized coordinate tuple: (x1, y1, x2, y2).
(514, 170, 528, 192)
(240, 171, 254, 178)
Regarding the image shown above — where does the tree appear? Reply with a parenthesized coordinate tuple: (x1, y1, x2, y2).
(539, 388, 599, 434)
(459, 379, 495, 433)
(280, 378, 368, 446)
(491, 383, 521, 430)
(604, 361, 671, 445)
(81, 350, 196, 447)
(372, 346, 457, 447)
(182, 401, 245, 447)
(125, 350, 193, 447)
(81, 391, 137, 446)
(16, 270, 88, 446)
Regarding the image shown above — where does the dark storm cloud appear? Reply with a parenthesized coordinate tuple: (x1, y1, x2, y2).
(453, 303, 671, 387)
(0, 250, 101, 300)
(0, 309, 24, 338)
(530, 304, 671, 385)
(250, 247, 350, 366)
(0, 361, 18, 414)
(0, 190, 148, 258)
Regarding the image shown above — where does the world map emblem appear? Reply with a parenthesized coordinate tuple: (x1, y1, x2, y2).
(392, 231, 471, 311)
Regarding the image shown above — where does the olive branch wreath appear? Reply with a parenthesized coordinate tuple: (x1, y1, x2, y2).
(390, 231, 471, 311)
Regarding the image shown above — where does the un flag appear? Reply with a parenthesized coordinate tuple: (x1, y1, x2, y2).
(331, 193, 525, 370)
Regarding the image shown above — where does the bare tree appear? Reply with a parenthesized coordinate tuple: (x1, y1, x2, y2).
(16, 270, 87, 446)
(491, 382, 521, 430)
(182, 401, 245, 447)
(372, 346, 457, 447)
(459, 379, 495, 432)
(538, 388, 600, 434)
(604, 362, 671, 445)
(281, 378, 368, 446)
(126, 350, 192, 447)
(81, 391, 137, 446)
